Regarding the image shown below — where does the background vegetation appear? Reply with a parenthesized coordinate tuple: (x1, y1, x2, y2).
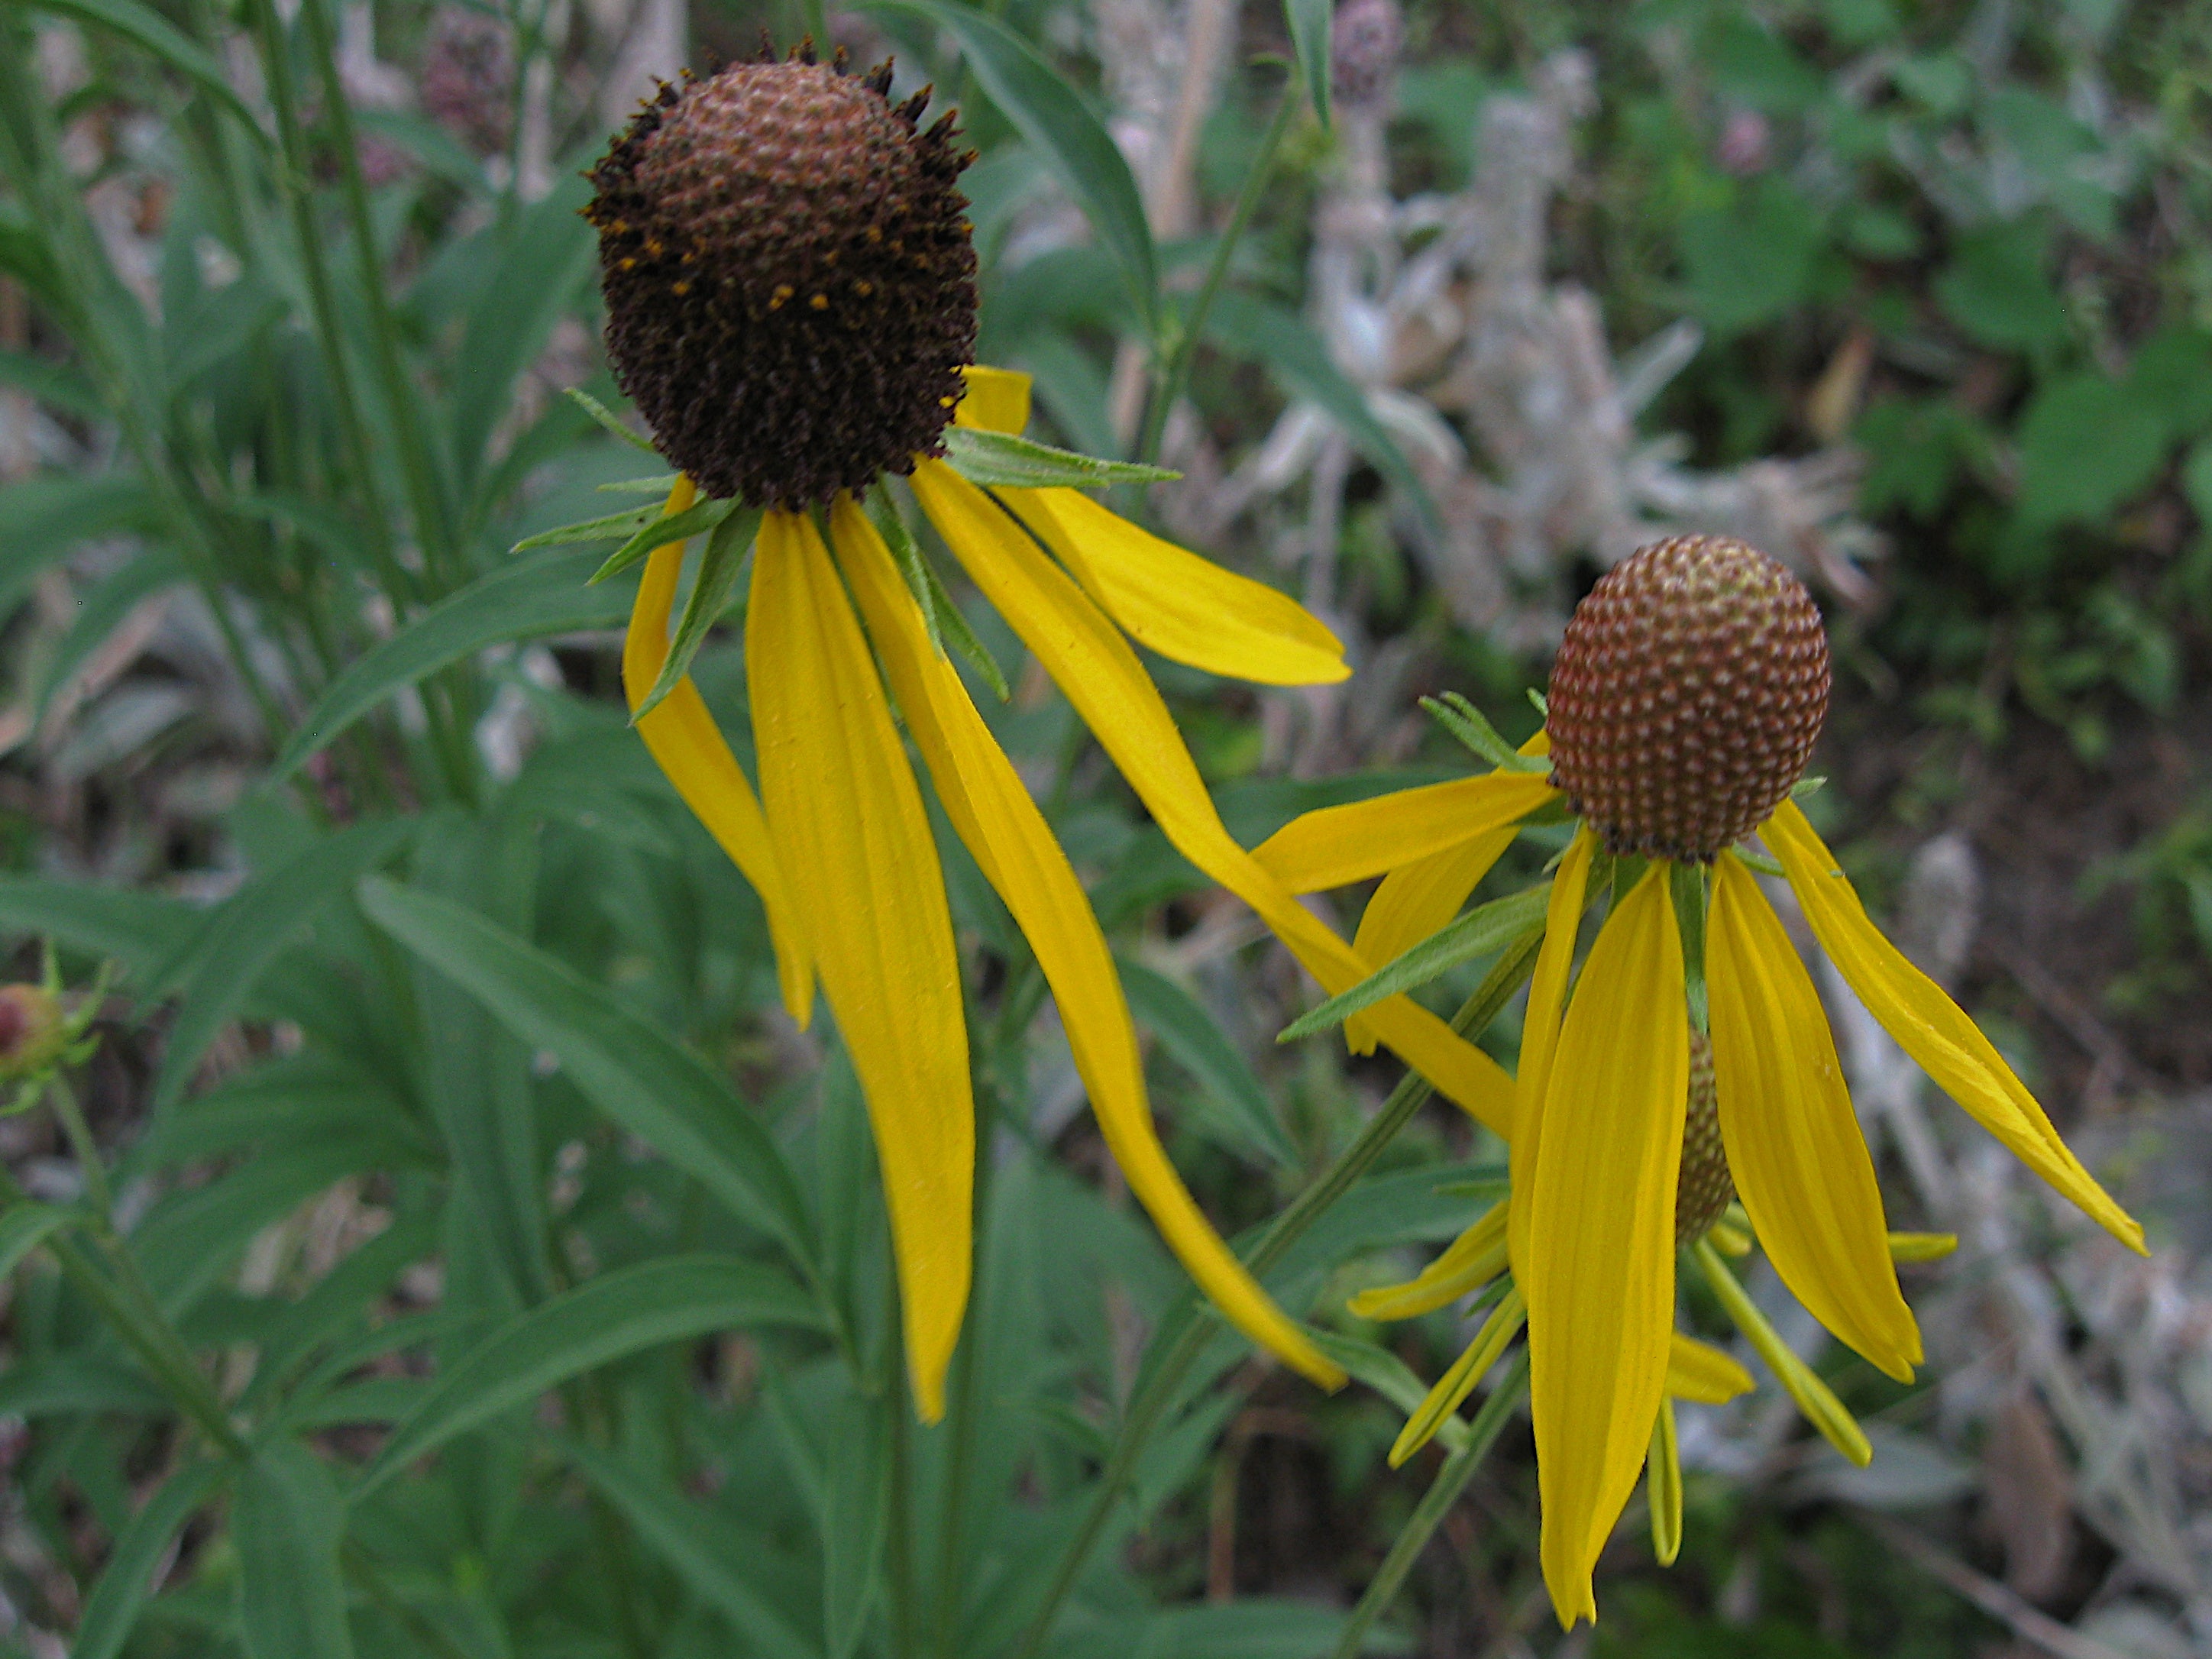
(0, 0, 2204, 1654)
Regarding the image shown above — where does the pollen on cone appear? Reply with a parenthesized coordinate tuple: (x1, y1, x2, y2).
(1546, 535, 1829, 862)
(587, 52, 978, 508)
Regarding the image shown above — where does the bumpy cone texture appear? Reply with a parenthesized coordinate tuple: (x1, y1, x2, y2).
(1547, 535, 1829, 861)
(1676, 1028, 1734, 1244)
(587, 48, 978, 507)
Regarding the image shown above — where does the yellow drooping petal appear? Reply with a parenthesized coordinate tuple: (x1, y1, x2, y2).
(827, 497, 1343, 1391)
(746, 509, 972, 1421)
(955, 364, 1031, 434)
(1253, 771, 1558, 895)
(1665, 1334, 1754, 1404)
(1000, 487, 1349, 687)
(1389, 1284, 1526, 1468)
(1764, 804, 2145, 1254)
(1690, 1237, 1870, 1467)
(1648, 1399, 1682, 1567)
(1347, 1199, 1509, 1322)
(623, 479, 813, 1024)
(1344, 730, 1551, 1056)
(1708, 856, 1920, 1383)
(1507, 829, 1593, 1286)
(1522, 867, 1686, 1632)
(911, 458, 1515, 1135)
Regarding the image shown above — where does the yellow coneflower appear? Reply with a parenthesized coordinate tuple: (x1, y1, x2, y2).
(1258, 534, 2145, 1622)
(581, 46, 1515, 1418)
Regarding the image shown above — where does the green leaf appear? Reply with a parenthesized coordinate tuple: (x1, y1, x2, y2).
(867, 0, 1159, 334)
(1302, 1327, 1470, 1451)
(1205, 293, 1441, 541)
(821, 1395, 888, 1659)
(631, 506, 763, 721)
(356, 878, 819, 1267)
(1117, 959, 1298, 1167)
(1935, 223, 2068, 357)
(0, 346, 103, 419)
(598, 474, 683, 494)
(451, 174, 599, 492)
(354, 1255, 823, 1499)
(132, 1140, 386, 1315)
(587, 491, 739, 584)
(875, 486, 1011, 700)
(270, 549, 639, 782)
(150, 818, 413, 1112)
(565, 1440, 819, 1658)
(509, 504, 662, 551)
(2015, 372, 2170, 530)
(70, 1458, 231, 1659)
(34, 547, 188, 720)
(0, 875, 197, 978)
(0, 1201, 76, 1279)
(566, 386, 661, 453)
(235, 1441, 354, 1659)
(1284, 0, 1332, 127)
(0, 474, 160, 614)
(0, 1357, 167, 1418)
(1676, 177, 1824, 336)
(939, 425, 1178, 489)
(24, 0, 269, 141)
(1278, 884, 1552, 1041)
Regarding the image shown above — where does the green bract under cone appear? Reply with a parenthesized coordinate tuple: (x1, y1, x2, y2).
(587, 50, 979, 508)
(1547, 535, 1829, 862)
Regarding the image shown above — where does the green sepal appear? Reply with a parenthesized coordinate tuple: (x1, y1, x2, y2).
(1526, 687, 1549, 718)
(872, 485, 1011, 703)
(629, 507, 763, 723)
(564, 386, 658, 453)
(1276, 885, 1552, 1042)
(587, 494, 739, 585)
(1420, 693, 1547, 772)
(1790, 775, 1826, 799)
(1729, 846, 1786, 878)
(1669, 861, 1709, 1035)
(512, 504, 662, 552)
(597, 474, 681, 495)
(939, 425, 1179, 489)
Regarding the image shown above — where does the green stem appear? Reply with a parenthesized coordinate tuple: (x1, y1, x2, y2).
(1326, 1352, 1530, 1659)
(1010, 930, 1544, 1659)
(47, 1072, 112, 1224)
(1132, 73, 1298, 469)
(0, 1161, 245, 1459)
(886, 1308, 918, 1659)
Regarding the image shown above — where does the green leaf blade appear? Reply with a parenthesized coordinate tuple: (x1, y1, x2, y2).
(630, 506, 763, 721)
(1277, 885, 1552, 1041)
(939, 426, 1179, 488)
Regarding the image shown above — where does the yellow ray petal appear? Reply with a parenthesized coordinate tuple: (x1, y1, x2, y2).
(955, 364, 1031, 433)
(1648, 1399, 1682, 1567)
(1708, 856, 1920, 1382)
(911, 458, 1516, 1136)
(746, 509, 972, 1420)
(1347, 1199, 1508, 1322)
(1764, 803, 2144, 1254)
(999, 487, 1349, 687)
(1252, 771, 1558, 895)
(623, 477, 813, 1024)
(1522, 867, 1686, 1632)
(1508, 829, 1594, 1286)
(1345, 729, 1551, 1056)
(1388, 1284, 1525, 1467)
(1666, 1334, 1754, 1404)
(1690, 1237, 1870, 1467)
(826, 497, 1343, 1391)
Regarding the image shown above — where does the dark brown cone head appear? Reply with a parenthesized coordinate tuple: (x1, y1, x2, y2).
(1547, 535, 1828, 862)
(586, 49, 978, 508)
(1676, 1029, 1735, 1244)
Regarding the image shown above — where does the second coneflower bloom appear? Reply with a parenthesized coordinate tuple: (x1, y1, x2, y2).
(1258, 534, 2146, 1624)
(576, 46, 1509, 1417)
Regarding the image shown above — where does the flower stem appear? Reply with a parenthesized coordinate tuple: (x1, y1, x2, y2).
(1010, 929, 1544, 1659)
(1326, 1351, 1530, 1659)
(1133, 70, 1298, 470)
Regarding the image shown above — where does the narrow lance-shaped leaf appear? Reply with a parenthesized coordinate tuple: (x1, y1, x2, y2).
(587, 491, 738, 584)
(1279, 884, 1552, 1040)
(70, 1460, 231, 1659)
(352, 1254, 822, 1498)
(630, 506, 763, 721)
(24, 0, 269, 142)
(940, 425, 1179, 488)
(1284, 0, 1333, 128)
(270, 549, 639, 781)
(234, 1441, 354, 1659)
